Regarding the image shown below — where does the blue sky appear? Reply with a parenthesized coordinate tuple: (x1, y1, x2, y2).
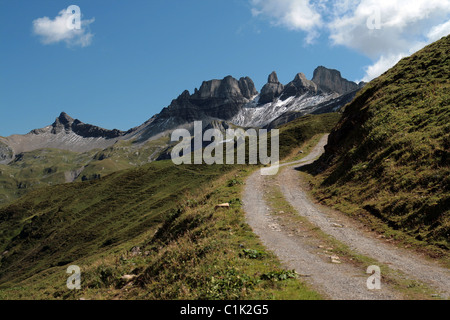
(1, 0, 449, 136)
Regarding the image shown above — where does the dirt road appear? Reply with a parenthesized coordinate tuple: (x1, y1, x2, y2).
(243, 134, 450, 299)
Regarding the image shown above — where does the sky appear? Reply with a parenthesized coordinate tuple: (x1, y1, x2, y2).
(1, 0, 449, 136)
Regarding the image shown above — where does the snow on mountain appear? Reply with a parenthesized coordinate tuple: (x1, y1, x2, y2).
(230, 92, 338, 128)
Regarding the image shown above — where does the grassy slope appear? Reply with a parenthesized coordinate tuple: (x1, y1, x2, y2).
(0, 113, 339, 299)
(0, 161, 231, 285)
(277, 113, 340, 160)
(307, 35, 449, 251)
(0, 137, 170, 206)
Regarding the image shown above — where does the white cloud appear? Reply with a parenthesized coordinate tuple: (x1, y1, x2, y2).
(33, 8, 95, 47)
(328, 0, 450, 81)
(360, 53, 404, 82)
(328, 0, 450, 56)
(427, 19, 450, 42)
(249, 0, 450, 81)
(250, 0, 322, 43)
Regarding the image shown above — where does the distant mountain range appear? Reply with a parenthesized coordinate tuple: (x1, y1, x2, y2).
(0, 66, 364, 164)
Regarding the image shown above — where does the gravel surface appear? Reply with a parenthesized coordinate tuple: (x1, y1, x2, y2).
(243, 134, 450, 299)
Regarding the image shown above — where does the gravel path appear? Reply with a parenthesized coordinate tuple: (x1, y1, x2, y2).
(243, 134, 450, 299)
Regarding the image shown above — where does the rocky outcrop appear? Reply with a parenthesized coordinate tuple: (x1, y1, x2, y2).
(0, 141, 14, 164)
(259, 71, 284, 104)
(190, 76, 257, 100)
(47, 112, 125, 139)
(158, 75, 257, 124)
(312, 66, 359, 95)
(132, 75, 258, 142)
(280, 72, 318, 100)
(238, 77, 258, 99)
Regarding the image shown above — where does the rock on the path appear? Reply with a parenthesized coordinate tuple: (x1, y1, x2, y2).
(331, 223, 344, 228)
(330, 255, 341, 264)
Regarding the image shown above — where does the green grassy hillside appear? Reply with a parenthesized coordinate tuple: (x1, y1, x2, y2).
(307, 35, 449, 251)
(0, 137, 170, 206)
(0, 161, 231, 285)
(277, 113, 340, 160)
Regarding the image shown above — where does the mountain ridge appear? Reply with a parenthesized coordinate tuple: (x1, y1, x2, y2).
(0, 66, 360, 164)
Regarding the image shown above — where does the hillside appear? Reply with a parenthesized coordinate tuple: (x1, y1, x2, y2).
(0, 137, 170, 206)
(308, 35, 449, 250)
(0, 161, 231, 285)
(0, 113, 338, 299)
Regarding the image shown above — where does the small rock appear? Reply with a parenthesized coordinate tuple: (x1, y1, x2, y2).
(331, 223, 344, 228)
(268, 223, 281, 231)
(130, 246, 141, 256)
(330, 255, 341, 264)
(215, 203, 230, 210)
(121, 274, 137, 281)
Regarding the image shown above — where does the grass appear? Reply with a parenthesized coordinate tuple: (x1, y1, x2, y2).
(276, 113, 340, 160)
(0, 161, 230, 286)
(304, 35, 450, 252)
(0, 136, 171, 206)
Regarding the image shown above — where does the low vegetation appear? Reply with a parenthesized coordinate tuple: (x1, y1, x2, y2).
(0, 137, 170, 206)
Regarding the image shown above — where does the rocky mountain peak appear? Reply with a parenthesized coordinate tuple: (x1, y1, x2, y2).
(280, 73, 318, 101)
(48, 112, 124, 139)
(191, 75, 256, 100)
(154, 75, 258, 134)
(57, 112, 74, 124)
(177, 90, 191, 101)
(51, 112, 75, 134)
(312, 66, 359, 95)
(293, 72, 307, 82)
(268, 71, 280, 84)
(259, 71, 284, 104)
(238, 77, 258, 99)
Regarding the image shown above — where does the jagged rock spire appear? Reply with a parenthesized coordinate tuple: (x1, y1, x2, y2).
(259, 71, 284, 104)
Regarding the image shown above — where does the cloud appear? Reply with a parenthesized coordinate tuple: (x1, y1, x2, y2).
(328, 0, 450, 80)
(250, 0, 322, 43)
(33, 8, 95, 47)
(360, 53, 404, 82)
(250, 0, 450, 81)
(328, 0, 450, 56)
(427, 19, 450, 42)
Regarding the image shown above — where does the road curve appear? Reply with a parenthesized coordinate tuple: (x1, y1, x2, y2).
(243, 134, 450, 299)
